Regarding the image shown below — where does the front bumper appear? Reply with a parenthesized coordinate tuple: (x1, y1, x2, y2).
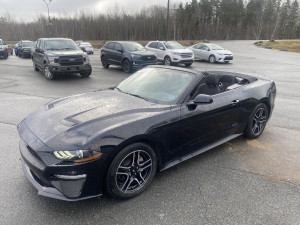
(171, 56, 194, 64)
(132, 60, 158, 69)
(49, 63, 92, 74)
(216, 55, 233, 62)
(18, 122, 106, 201)
(22, 51, 31, 57)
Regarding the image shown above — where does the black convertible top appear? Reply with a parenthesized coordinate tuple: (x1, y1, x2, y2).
(204, 71, 258, 83)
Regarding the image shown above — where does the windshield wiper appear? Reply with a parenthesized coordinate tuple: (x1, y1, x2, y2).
(126, 93, 150, 101)
(46, 48, 61, 51)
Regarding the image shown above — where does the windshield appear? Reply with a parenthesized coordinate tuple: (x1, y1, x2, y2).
(22, 42, 33, 47)
(122, 42, 145, 52)
(44, 40, 79, 51)
(81, 43, 92, 46)
(165, 42, 185, 49)
(0, 40, 2, 45)
(209, 44, 224, 50)
(116, 68, 195, 103)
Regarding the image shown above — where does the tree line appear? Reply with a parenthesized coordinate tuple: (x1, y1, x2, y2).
(0, 0, 299, 41)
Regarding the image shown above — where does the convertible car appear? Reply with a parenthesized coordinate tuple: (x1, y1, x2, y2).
(18, 66, 276, 201)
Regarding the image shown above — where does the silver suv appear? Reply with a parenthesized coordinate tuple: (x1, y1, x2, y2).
(145, 41, 194, 67)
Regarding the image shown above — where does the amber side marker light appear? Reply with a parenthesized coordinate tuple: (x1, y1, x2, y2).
(74, 153, 102, 163)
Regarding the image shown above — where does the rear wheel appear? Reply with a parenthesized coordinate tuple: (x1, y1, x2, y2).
(106, 143, 157, 199)
(3, 51, 8, 59)
(101, 56, 109, 69)
(244, 103, 269, 139)
(44, 64, 56, 80)
(185, 63, 192, 67)
(123, 59, 132, 73)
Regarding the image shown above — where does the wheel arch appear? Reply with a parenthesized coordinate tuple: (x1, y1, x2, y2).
(259, 98, 271, 116)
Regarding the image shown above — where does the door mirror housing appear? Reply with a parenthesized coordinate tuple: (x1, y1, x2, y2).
(193, 94, 213, 104)
(159, 47, 165, 50)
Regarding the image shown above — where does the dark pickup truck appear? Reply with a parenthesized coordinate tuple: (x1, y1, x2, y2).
(0, 39, 9, 59)
(32, 38, 92, 80)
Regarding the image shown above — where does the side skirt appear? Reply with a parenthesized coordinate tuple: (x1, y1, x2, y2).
(160, 133, 242, 171)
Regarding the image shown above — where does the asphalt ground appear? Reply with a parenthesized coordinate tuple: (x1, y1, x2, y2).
(0, 40, 300, 225)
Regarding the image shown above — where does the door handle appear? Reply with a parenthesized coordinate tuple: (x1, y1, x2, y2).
(231, 99, 240, 105)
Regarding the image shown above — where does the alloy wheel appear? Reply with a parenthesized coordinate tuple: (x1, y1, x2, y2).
(164, 57, 171, 66)
(115, 150, 152, 193)
(251, 107, 267, 136)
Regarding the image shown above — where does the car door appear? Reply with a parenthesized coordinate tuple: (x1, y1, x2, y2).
(35, 40, 45, 68)
(106, 42, 116, 64)
(198, 45, 211, 60)
(177, 82, 243, 156)
(113, 43, 123, 65)
(146, 42, 159, 59)
(192, 44, 203, 60)
(156, 42, 166, 61)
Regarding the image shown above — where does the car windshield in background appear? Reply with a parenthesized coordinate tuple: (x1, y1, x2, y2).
(0, 40, 3, 45)
(209, 44, 224, 50)
(116, 68, 195, 103)
(165, 42, 185, 49)
(45, 40, 79, 51)
(22, 42, 33, 47)
(122, 43, 145, 52)
(81, 43, 92, 47)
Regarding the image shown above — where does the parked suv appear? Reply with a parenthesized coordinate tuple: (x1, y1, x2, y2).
(16, 40, 34, 58)
(32, 38, 92, 80)
(145, 41, 194, 67)
(101, 41, 157, 73)
(0, 39, 9, 59)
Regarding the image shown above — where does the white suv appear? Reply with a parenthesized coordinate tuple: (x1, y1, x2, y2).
(145, 41, 194, 67)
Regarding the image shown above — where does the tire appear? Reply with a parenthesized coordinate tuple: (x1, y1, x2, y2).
(209, 55, 216, 63)
(33, 61, 39, 71)
(80, 68, 92, 77)
(122, 59, 132, 73)
(164, 56, 172, 66)
(43, 64, 56, 80)
(101, 56, 109, 69)
(244, 103, 269, 139)
(3, 52, 8, 59)
(185, 63, 192, 67)
(225, 61, 230, 64)
(106, 143, 157, 199)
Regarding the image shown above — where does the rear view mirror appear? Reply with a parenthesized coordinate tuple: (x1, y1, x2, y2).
(193, 94, 213, 104)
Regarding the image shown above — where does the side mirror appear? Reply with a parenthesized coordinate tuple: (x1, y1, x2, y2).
(117, 49, 123, 53)
(193, 94, 213, 104)
(207, 49, 210, 51)
(159, 47, 165, 50)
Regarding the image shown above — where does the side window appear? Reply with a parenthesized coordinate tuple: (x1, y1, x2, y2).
(149, 42, 158, 49)
(36, 40, 41, 49)
(115, 43, 122, 51)
(108, 42, 115, 50)
(103, 42, 110, 49)
(41, 41, 45, 50)
(157, 42, 164, 50)
(199, 45, 209, 51)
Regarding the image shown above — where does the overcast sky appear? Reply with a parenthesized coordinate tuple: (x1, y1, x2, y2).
(0, 0, 190, 21)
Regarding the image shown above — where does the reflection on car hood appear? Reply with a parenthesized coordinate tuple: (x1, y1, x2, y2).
(171, 49, 193, 54)
(45, 50, 84, 56)
(212, 49, 232, 55)
(23, 90, 166, 145)
(130, 50, 156, 56)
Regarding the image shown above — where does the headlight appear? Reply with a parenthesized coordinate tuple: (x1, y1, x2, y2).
(83, 56, 90, 63)
(48, 56, 59, 64)
(53, 150, 102, 162)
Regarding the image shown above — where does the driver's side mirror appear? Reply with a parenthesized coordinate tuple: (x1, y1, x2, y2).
(159, 47, 165, 50)
(207, 49, 210, 51)
(194, 94, 213, 104)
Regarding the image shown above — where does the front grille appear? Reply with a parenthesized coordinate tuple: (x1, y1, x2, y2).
(58, 55, 84, 66)
(141, 55, 156, 61)
(224, 56, 233, 60)
(180, 53, 193, 58)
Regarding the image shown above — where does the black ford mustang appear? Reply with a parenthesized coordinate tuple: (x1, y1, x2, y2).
(18, 66, 276, 201)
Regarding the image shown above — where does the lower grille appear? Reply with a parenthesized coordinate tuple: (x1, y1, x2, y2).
(141, 55, 156, 61)
(180, 53, 193, 58)
(224, 56, 233, 60)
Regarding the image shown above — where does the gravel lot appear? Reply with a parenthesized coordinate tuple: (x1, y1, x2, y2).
(0, 40, 300, 225)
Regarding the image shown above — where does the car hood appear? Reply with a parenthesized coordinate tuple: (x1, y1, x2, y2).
(45, 49, 84, 56)
(170, 49, 193, 54)
(212, 49, 232, 55)
(130, 50, 156, 56)
(22, 90, 167, 148)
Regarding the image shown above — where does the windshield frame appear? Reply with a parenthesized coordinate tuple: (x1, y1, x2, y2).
(164, 41, 185, 50)
(115, 67, 197, 105)
(208, 44, 224, 50)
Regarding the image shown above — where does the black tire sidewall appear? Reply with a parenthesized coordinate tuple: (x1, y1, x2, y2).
(244, 103, 269, 139)
(106, 143, 157, 199)
(164, 56, 172, 66)
(101, 56, 109, 68)
(123, 59, 131, 73)
(43, 65, 55, 80)
(209, 55, 216, 63)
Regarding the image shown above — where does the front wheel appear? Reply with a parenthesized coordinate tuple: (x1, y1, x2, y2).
(3, 52, 8, 59)
(80, 68, 92, 77)
(122, 59, 132, 73)
(43, 65, 56, 80)
(244, 103, 269, 139)
(209, 55, 216, 63)
(164, 56, 172, 66)
(185, 63, 192, 67)
(106, 143, 157, 199)
(101, 56, 109, 69)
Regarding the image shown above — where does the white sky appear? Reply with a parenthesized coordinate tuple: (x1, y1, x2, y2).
(0, 0, 191, 21)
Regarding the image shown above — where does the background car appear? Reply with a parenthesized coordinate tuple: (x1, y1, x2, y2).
(0, 39, 9, 59)
(79, 42, 94, 54)
(32, 38, 92, 80)
(145, 41, 194, 67)
(101, 41, 157, 73)
(189, 43, 233, 63)
(18, 66, 276, 201)
(16, 40, 34, 58)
